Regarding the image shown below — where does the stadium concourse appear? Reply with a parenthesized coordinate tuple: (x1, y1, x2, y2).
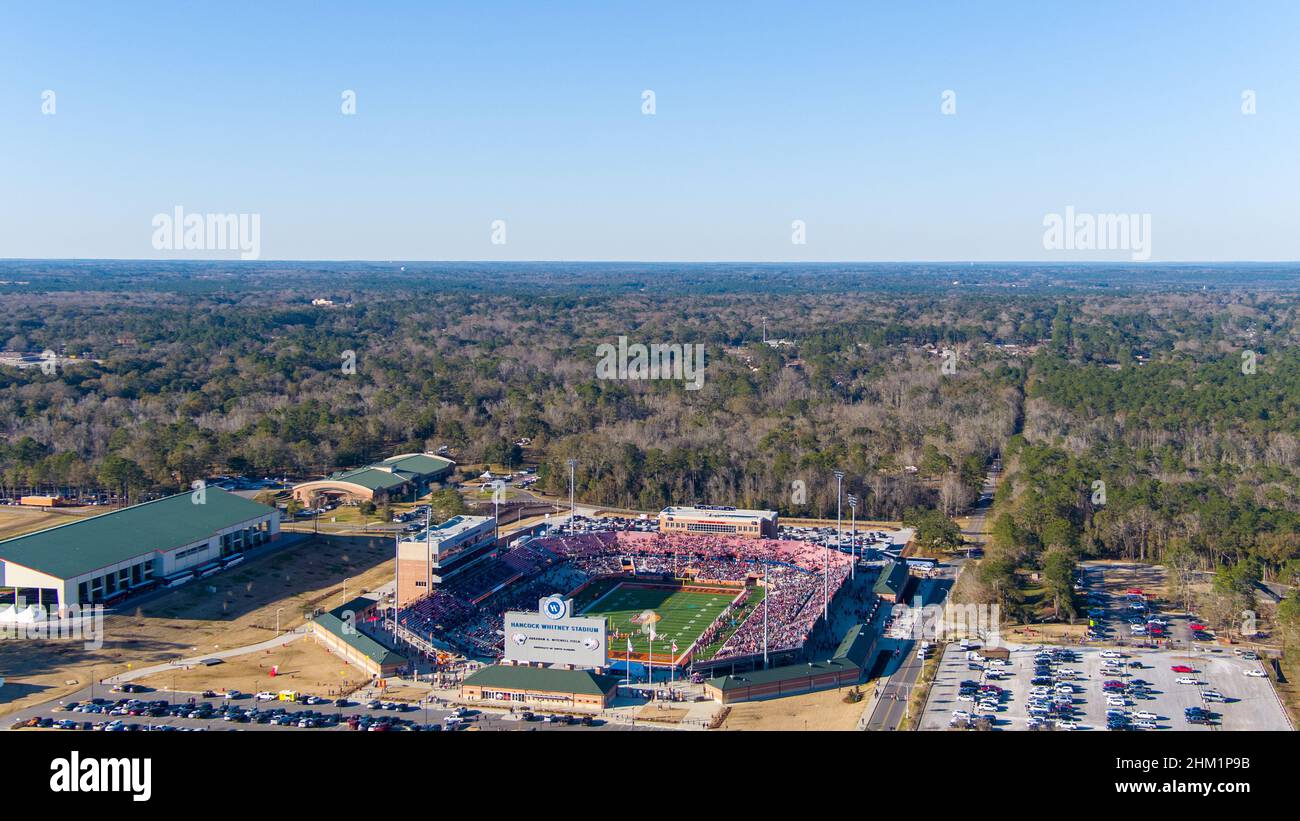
(394, 530, 854, 673)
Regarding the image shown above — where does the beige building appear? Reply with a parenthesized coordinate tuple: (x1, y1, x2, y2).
(657, 505, 778, 538)
(291, 452, 454, 507)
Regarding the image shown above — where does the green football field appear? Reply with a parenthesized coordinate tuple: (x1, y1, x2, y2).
(580, 583, 733, 661)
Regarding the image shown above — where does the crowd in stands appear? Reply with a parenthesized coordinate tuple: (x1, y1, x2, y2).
(393, 530, 854, 663)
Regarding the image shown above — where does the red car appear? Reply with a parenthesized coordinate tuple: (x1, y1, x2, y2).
(1171, 665, 1195, 673)
(1189, 623, 1206, 632)
(1126, 588, 1144, 595)
(1103, 680, 1125, 690)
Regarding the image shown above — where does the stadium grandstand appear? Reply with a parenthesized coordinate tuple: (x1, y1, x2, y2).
(392, 529, 853, 673)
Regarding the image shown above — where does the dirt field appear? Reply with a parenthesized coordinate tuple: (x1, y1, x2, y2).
(0, 506, 94, 540)
(0, 533, 396, 717)
(718, 685, 867, 731)
(133, 635, 371, 698)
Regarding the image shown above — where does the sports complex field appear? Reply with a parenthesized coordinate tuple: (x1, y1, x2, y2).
(579, 582, 738, 664)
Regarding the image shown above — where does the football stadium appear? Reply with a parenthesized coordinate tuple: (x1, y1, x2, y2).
(396, 528, 855, 674)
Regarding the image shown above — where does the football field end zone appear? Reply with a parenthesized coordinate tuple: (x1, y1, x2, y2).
(577, 579, 746, 667)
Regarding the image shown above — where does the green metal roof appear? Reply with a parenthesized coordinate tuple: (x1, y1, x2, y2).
(0, 489, 275, 579)
(326, 467, 411, 490)
(832, 623, 873, 667)
(872, 560, 909, 596)
(377, 453, 454, 476)
(462, 665, 621, 697)
(706, 657, 861, 691)
(313, 597, 407, 668)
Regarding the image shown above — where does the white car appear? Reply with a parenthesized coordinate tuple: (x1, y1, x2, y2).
(1133, 720, 1158, 730)
(1244, 669, 1267, 678)
(1106, 696, 1127, 707)
(1134, 710, 1158, 721)
(951, 710, 971, 720)
(1175, 677, 1200, 685)
(957, 693, 975, 702)
(975, 702, 998, 713)
(1100, 650, 1123, 659)
(1056, 720, 1080, 730)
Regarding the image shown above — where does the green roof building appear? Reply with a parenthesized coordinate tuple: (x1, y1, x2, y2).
(292, 452, 455, 507)
(0, 488, 280, 614)
(461, 664, 622, 711)
(309, 596, 408, 677)
(872, 560, 911, 602)
(702, 623, 874, 704)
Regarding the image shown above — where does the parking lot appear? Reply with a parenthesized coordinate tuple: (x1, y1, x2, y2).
(920, 641, 1290, 731)
(7, 689, 638, 733)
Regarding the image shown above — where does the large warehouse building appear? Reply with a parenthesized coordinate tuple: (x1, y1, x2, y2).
(291, 452, 455, 507)
(0, 489, 279, 616)
(657, 505, 778, 538)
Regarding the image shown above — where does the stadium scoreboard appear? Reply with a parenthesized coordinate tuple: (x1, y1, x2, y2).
(503, 595, 609, 667)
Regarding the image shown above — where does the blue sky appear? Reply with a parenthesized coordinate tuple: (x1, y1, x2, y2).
(2, 1, 1298, 261)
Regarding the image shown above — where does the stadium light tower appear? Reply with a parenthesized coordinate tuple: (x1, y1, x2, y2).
(830, 469, 844, 620)
(763, 561, 769, 668)
(847, 493, 858, 581)
(566, 458, 577, 534)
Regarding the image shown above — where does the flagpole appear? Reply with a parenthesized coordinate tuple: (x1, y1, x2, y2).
(649, 631, 653, 698)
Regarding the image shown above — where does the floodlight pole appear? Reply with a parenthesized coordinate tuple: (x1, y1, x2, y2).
(566, 458, 577, 534)
(492, 482, 501, 544)
(830, 470, 844, 621)
(848, 494, 858, 581)
(763, 561, 769, 668)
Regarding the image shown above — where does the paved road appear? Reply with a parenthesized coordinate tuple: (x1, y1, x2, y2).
(863, 562, 962, 730)
(863, 470, 993, 731)
(100, 629, 307, 685)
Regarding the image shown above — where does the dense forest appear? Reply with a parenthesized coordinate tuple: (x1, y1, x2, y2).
(5, 261, 1300, 659)
(948, 292, 1300, 655)
(0, 264, 1046, 519)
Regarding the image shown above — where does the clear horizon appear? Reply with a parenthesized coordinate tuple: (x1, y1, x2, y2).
(4, 1, 1299, 262)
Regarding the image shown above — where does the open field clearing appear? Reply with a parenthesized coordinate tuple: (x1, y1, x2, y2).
(0, 534, 394, 717)
(718, 684, 867, 731)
